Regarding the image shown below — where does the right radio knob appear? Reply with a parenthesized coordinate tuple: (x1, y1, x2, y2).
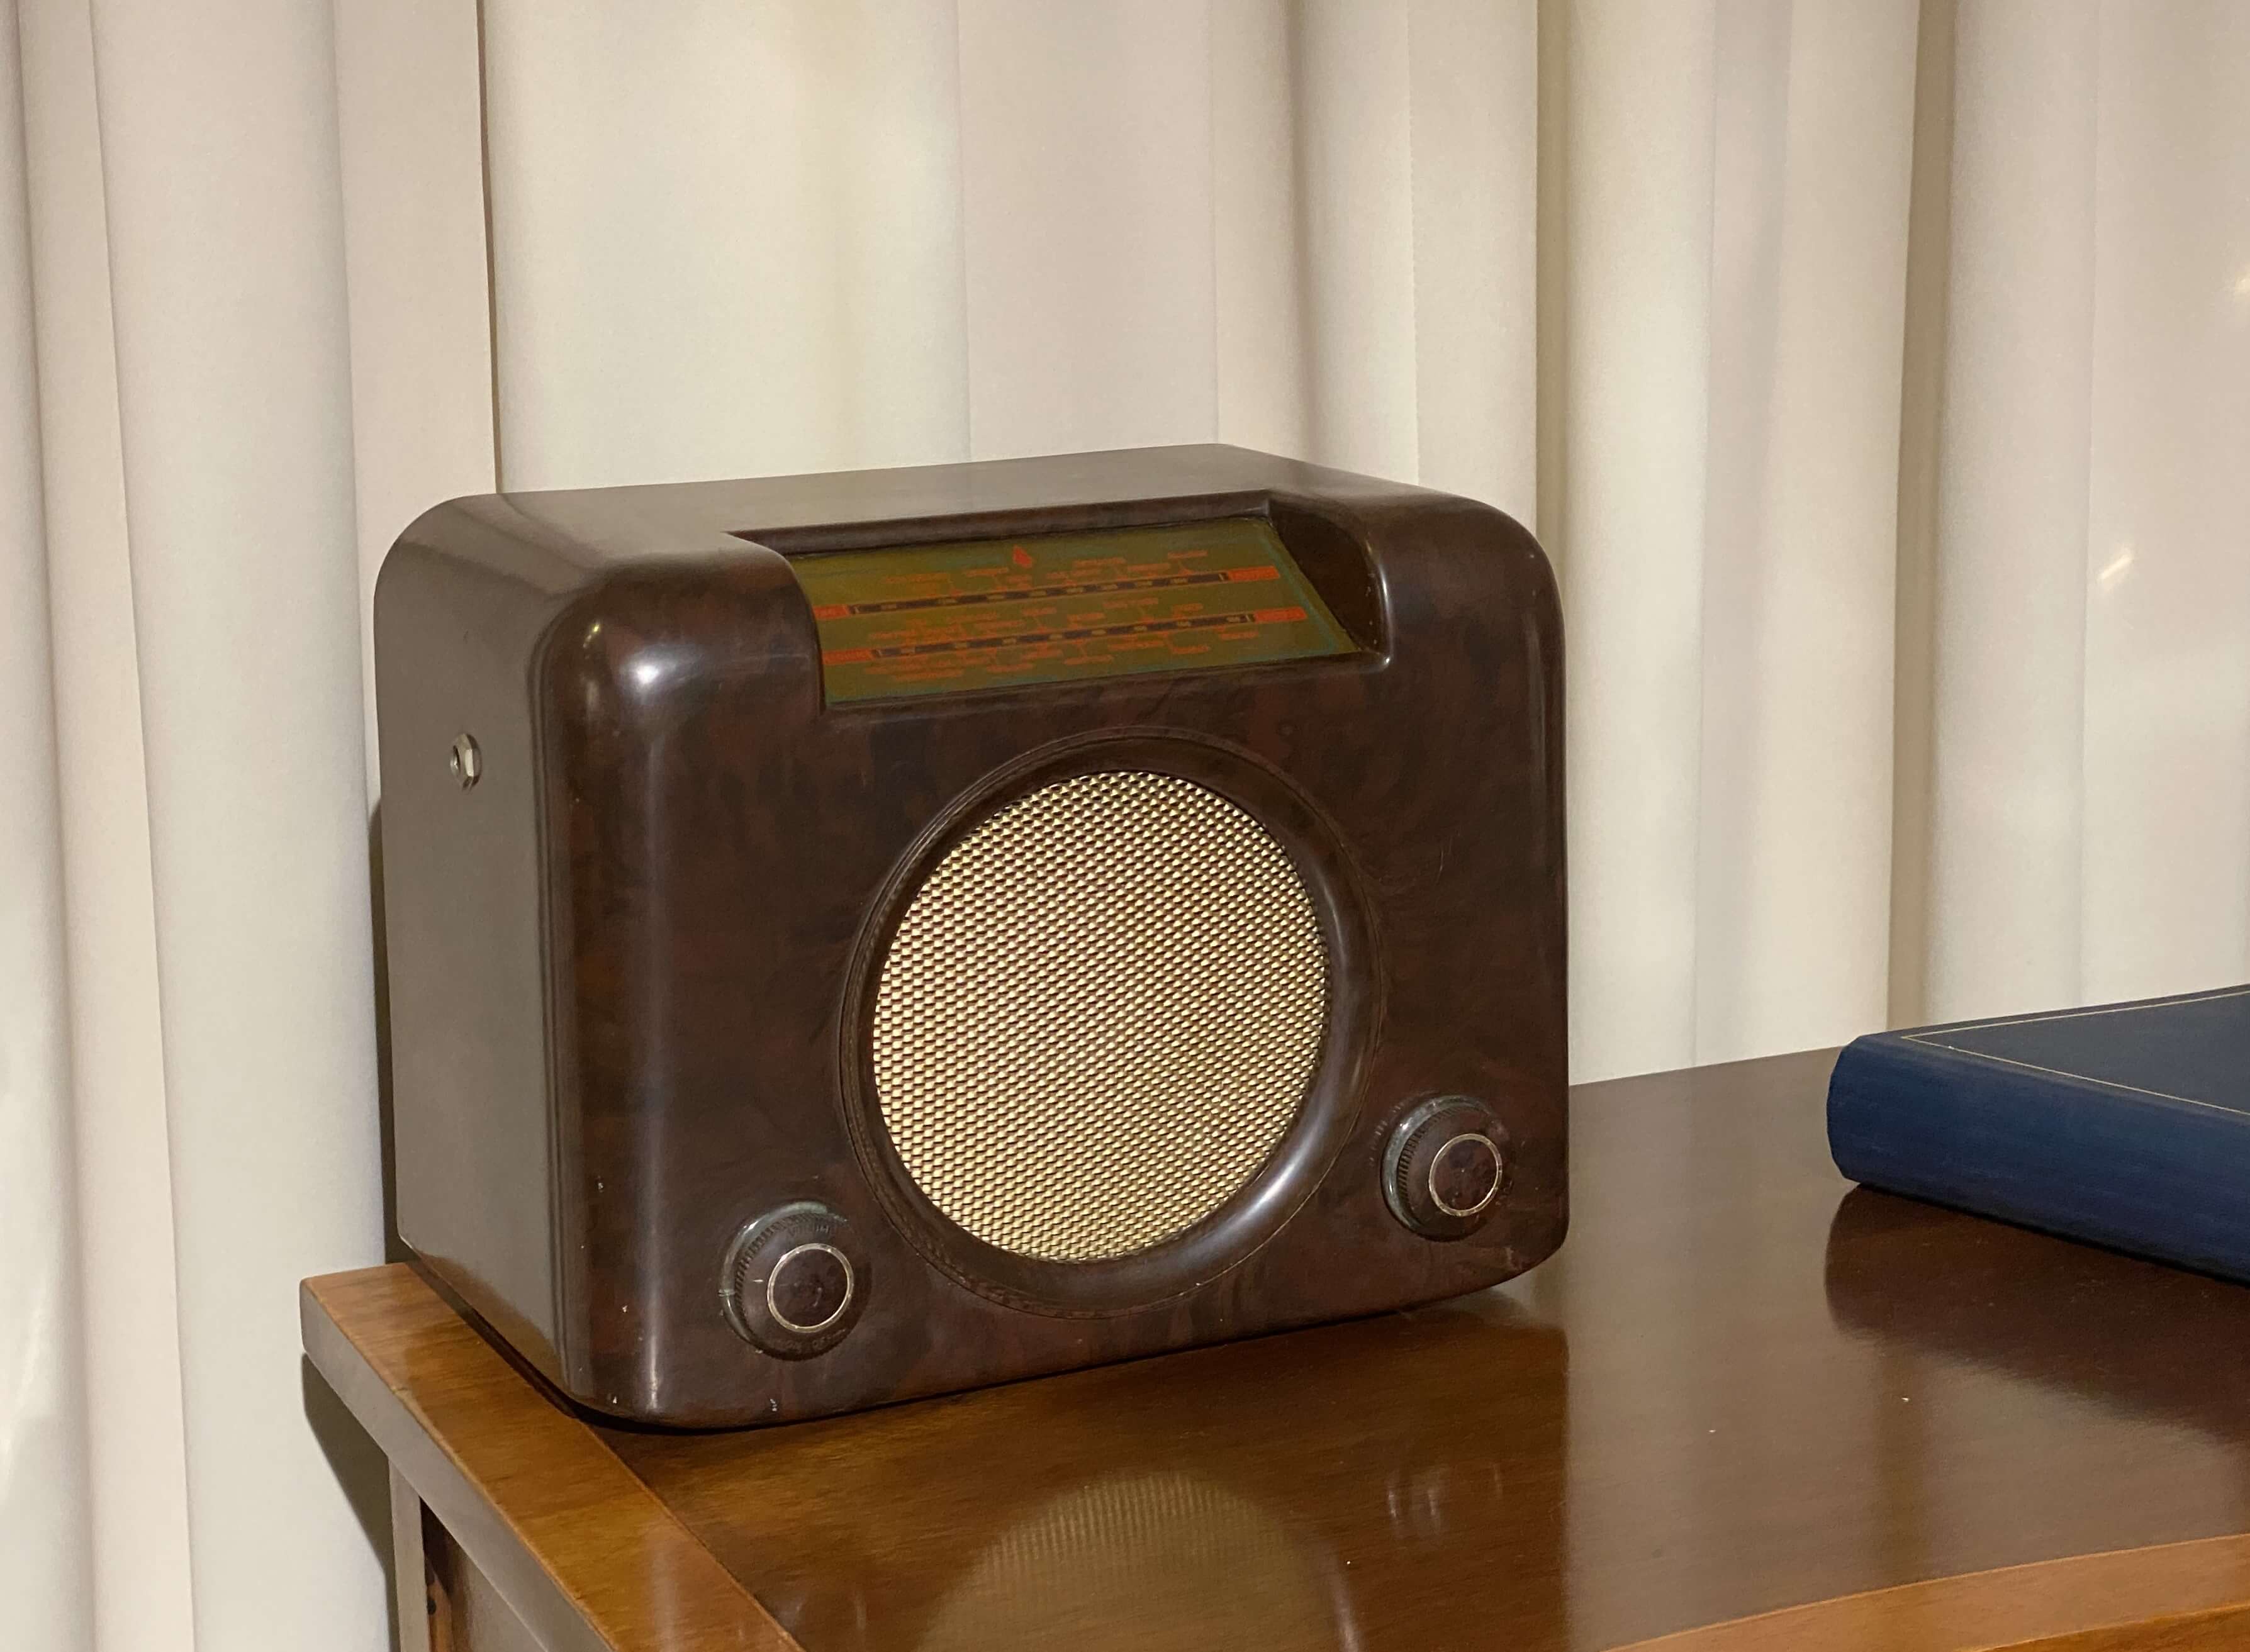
(1383, 1097, 1511, 1239)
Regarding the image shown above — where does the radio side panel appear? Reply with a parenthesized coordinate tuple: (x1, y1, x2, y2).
(375, 526, 572, 1387)
(1345, 486, 1567, 1251)
(528, 547, 827, 1417)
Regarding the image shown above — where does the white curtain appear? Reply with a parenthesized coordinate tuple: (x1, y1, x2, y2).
(4, 1, 2246, 1646)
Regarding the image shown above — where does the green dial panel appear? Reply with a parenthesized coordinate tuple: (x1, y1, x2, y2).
(793, 518, 1358, 706)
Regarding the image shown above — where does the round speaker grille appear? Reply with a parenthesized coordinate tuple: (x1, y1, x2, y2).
(871, 769, 1329, 1263)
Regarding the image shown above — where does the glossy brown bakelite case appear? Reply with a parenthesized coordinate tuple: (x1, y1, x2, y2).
(374, 444, 1565, 1426)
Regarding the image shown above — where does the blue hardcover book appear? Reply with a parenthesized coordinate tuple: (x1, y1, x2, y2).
(1827, 985, 2250, 1283)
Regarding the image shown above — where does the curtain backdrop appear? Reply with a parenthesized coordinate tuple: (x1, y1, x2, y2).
(5, 1, 2247, 1646)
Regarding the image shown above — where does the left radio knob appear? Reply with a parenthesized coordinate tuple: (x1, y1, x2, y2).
(720, 1202, 869, 1358)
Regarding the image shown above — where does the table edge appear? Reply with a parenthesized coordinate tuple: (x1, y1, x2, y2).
(302, 1264, 797, 1652)
(1606, 1527, 2250, 1649)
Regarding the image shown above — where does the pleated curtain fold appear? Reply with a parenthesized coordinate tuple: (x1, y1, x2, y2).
(3, 2, 2246, 1647)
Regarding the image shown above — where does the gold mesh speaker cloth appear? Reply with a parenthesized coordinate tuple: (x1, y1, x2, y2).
(871, 770, 1329, 1263)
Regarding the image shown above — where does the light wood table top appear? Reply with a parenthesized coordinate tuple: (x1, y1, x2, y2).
(305, 1049, 2250, 1650)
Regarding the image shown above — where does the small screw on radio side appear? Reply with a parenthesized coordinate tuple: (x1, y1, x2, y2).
(449, 732, 482, 789)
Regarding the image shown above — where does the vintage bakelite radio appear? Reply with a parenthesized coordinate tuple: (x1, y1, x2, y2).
(375, 444, 1564, 1427)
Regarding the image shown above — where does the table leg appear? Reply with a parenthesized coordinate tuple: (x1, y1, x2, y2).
(390, 1465, 451, 1652)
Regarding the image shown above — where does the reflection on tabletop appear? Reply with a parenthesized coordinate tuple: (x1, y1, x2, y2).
(590, 1050, 2250, 1652)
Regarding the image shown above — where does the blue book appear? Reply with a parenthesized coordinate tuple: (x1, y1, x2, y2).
(1827, 985, 2250, 1283)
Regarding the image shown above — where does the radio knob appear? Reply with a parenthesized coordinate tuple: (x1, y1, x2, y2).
(1383, 1097, 1511, 1239)
(720, 1202, 869, 1358)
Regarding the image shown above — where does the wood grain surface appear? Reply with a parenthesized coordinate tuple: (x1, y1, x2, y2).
(306, 1049, 2250, 1650)
(1611, 1534, 2250, 1650)
(303, 1268, 788, 1651)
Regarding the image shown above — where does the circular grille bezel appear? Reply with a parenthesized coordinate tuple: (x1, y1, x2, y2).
(839, 734, 1375, 1319)
(873, 770, 1327, 1263)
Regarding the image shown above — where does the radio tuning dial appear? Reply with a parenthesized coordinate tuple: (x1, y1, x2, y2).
(721, 1202, 869, 1358)
(1384, 1097, 1511, 1239)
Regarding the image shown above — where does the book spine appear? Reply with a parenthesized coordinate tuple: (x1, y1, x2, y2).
(1827, 1034, 2250, 1284)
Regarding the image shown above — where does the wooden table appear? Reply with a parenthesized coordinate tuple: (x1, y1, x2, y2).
(304, 1050, 2250, 1651)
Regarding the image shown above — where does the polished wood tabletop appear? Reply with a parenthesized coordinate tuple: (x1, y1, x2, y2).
(305, 1050, 2250, 1651)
